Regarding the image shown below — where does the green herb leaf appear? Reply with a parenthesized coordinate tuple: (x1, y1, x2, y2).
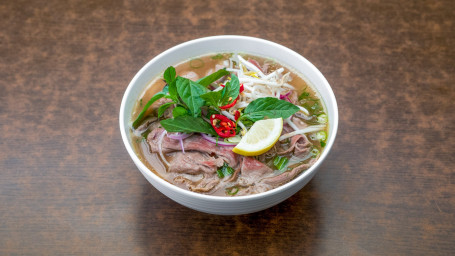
(242, 97, 299, 121)
(220, 74, 240, 106)
(157, 102, 174, 118)
(160, 116, 217, 136)
(217, 162, 235, 178)
(200, 74, 240, 107)
(132, 92, 165, 129)
(176, 77, 208, 117)
(165, 79, 178, 102)
(200, 90, 222, 107)
(163, 66, 176, 85)
(196, 68, 230, 87)
(172, 106, 188, 118)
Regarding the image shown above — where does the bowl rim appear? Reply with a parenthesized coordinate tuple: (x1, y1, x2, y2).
(119, 35, 338, 202)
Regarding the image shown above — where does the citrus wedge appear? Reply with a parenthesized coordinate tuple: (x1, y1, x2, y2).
(233, 118, 283, 156)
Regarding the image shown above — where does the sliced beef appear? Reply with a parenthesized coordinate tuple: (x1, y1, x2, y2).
(134, 117, 159, 136)
(288, 90, 299, 105)
(237, 157, 273, 186)
(248, 58, 268, 73)
(277, 134, 311, 156)
(146, 127, 315, 196)
(261, 158, 317, 186)
(189, 178, 220, 193)
(236, 183, 272, 196)
(147, 128, 240, 168)
(174, 175, 220, 193)
(291, 116, 309, 130)
(168, 151, 224, 175)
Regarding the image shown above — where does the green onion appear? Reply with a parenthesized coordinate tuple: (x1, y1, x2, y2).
(311, 148, 320, 158)
(211, 54, 224, 60)
(309, 131, 327, 141)
(316, 131, 327, 141)
(189, 58, 204, 69)
(226, 187, 239, 195)
(317, 114, 328, 124)
(299, 91, 310, 100)
(273, 156, 289, 171)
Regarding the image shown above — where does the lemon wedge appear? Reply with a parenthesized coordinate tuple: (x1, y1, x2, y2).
(233, 118, 283, 156)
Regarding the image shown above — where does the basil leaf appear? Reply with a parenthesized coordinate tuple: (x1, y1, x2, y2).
(132, 92, 165, 129)
(200, 90, 221, 107)
(157, 102, 174, 118)
(196, 68, 230, 87)
(220, 74, 240, 106)
(163, 66, 176, 85)
(167, 79, 178, 102)
(176, 77, 208, 117)
(200, 74, 240, 107)
(172, 106, 188, 118)
(242, 97, 299, 121)
(160, 116, 217, 136)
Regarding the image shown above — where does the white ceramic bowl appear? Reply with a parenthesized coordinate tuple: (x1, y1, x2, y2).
(119, 35, 338, 215)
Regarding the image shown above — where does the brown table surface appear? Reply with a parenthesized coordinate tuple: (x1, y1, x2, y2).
(1, 0, 454, 255)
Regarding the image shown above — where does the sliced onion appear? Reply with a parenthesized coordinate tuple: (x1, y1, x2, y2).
(200, 133, 237, 146)
(279, 91, 292, 102)
(158, 130, 171, 166)
(285, 117, 300, 131)
(166, 132, 192, 153)
(166, 132, 192, 140)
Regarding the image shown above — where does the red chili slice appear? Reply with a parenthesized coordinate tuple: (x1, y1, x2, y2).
(219, 84, 244, 109)
(210, 114, 236, 138)
(234, 110, 240, 121)
(219, 98, 238, 109)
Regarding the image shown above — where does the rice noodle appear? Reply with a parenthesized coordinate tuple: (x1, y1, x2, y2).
(285, 117, 300, 131)
(264, 67, 284, 80)
(279, 125, 326, 141)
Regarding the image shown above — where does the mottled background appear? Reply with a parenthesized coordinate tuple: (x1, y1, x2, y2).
(0, 0, 454, 255)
